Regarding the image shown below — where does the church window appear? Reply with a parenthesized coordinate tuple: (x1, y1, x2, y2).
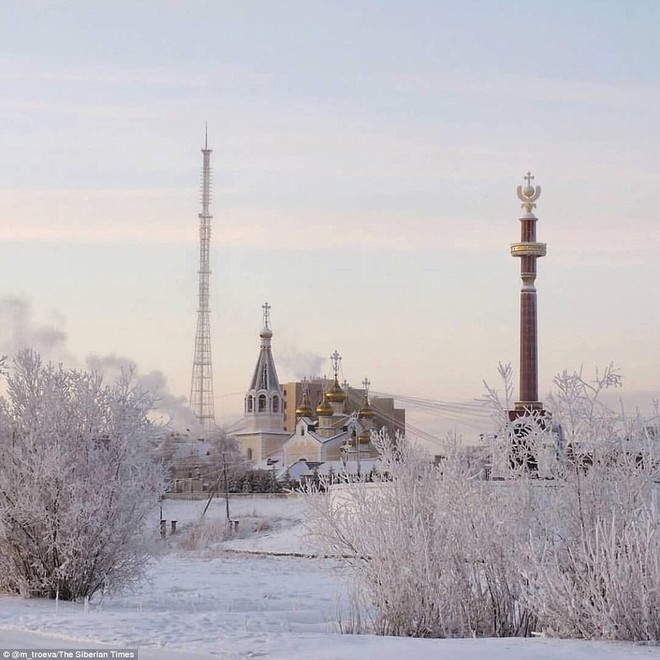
(272, 395, 279, 412)
(247, 448, 253, 460)
(247, 396, 253, 413)
(258, 394, 267, 412)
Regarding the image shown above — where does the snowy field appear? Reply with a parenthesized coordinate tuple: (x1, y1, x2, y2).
(0, 495, 658, 660)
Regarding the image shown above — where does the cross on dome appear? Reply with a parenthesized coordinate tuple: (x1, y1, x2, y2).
(362, 377, 371, 396)
(262, 302, 271, 328)
(330, 350, 342, 377)
(524, 171, 534, 186)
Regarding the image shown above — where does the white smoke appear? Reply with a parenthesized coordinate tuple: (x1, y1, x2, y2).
(85, 353, 200, 431)
(0, 296, 198, 431)
(0, 297, 76, 365)
(277, 346, 326, 381)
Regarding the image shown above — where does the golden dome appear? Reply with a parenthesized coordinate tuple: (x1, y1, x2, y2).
(316, 394, 334, 417)
(325, 375, 347, 403)
(295, 390, 313, 417)
(358, 403, 375, 419)
(358, 430, 371, 444)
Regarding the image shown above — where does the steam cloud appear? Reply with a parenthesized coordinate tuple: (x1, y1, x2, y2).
(0, 296, 198, 431)
(0, 297, 75, 365)
(277, 347, 326, 380)
(85, 353, 200, 431)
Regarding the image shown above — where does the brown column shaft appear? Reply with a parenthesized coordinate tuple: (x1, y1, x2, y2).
(519, 217, 538, 405)
(519, 288, 538, 403)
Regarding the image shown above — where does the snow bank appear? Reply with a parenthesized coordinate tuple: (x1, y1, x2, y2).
(1, 496, 657, 659)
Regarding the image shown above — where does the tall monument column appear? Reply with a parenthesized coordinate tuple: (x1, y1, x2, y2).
(510, 172, 547, 412)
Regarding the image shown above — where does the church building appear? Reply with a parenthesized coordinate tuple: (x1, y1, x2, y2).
(280, 354, 380, 467)
(233, 303, 290, 462)
(233, 305, 382, 472)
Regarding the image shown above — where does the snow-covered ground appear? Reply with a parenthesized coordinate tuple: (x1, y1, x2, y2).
(1, 495, 658, 659)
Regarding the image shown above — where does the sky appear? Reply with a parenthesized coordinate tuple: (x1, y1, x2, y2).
(1, 1, 659, 439)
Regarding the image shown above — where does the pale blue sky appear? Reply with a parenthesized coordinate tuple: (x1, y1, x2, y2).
(1, 1, 659, 436)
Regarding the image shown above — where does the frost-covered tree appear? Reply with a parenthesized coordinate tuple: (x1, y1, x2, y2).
(207, 430, 246, 487)
(0, 350, 165, 601)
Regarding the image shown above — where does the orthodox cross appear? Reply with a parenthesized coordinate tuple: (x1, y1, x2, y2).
(362, 377, 371, 396)
(330, 350, 342, 377)
(524, 171, 535, 186)
(262, 301, 271, 328)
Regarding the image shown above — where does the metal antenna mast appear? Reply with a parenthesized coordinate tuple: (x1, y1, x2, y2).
(190, 127, 216, 430)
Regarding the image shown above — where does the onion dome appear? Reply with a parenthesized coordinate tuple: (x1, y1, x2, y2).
(358, 377, 374, 420)
(295, 390, 313, 418)
(249, 303, 281, 393)
(325, 375, 347, 403)
(316, 394, 334, 417)
(358, 402, 375, 419)
(260, 325, 273, 340)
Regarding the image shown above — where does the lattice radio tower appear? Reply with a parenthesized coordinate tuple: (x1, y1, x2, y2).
(190, 128, 216, 430)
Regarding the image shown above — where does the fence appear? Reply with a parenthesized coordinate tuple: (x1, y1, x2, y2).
(164, 491, 293, 501)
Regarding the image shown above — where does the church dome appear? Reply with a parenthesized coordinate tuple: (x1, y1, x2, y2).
(325, 375, 347, 403)
(358, 429, 371, 444)
(295, 390, 313, 417)
(358, 403, 375, 419)
(260, 326, 273, 340)
(316, 394, 334, 417)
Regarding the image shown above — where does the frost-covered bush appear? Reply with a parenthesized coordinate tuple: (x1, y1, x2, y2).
(0, 350, 165, 600)
(517, 367, 660, 642)
(177, 518, 232, 552)
(306, 434, 536, 637)
(306, 364, 659, 642)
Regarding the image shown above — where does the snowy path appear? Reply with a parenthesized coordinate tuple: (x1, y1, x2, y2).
(0, 554, 346, 654)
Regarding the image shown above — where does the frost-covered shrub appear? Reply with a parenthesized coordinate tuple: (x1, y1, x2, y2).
(177, 518, 232, 552)
(517, 367, 660, 642)
(0, 350, 165, 600)
(306, 364, 660, 642)
(306, 434, 536, 637)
